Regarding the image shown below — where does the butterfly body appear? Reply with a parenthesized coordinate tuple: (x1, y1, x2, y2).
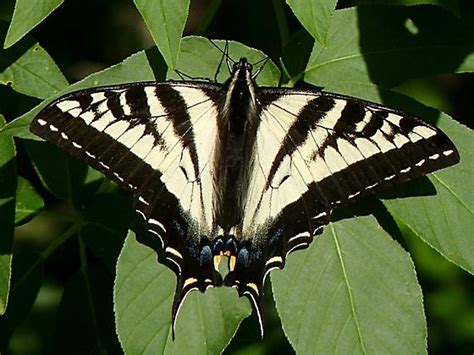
(30, 56, 459, 337)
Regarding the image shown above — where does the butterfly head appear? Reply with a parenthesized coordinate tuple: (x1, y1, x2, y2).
(232, 58, 253, 74)
(230, 58, 254, 87)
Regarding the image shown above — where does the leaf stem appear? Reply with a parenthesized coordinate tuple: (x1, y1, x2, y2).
(78, 236, 104, 348)
(273, 0, 290, 49)
(41, 222, 82, 259)
(11, 222, 82, 294)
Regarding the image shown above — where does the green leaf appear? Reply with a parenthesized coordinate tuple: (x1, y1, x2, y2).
(286, 0, 337, 47)
(168, 37, 280, 87)
(272, 216, 426, 354)
(25, 140, 73, 200)
(304, 6, 474, 92)
(15, 176, 44, 225)
(0, 22, 68, 99)
(134, 0, 190, 69)
(353, 0, 460, 15)
(384, 115, 474, 274)
(0, 115, 16, 315)
(114, 231, 251, 354)
(4, 0, 64, 48)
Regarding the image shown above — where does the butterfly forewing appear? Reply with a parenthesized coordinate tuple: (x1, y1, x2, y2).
(252, 88, 459, 221)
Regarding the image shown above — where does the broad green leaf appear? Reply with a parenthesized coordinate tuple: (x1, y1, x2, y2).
(0, 22, 68, 99)
(272, 216, 426, 354)
(134, 0, 190, 69)
(286, 0, 337, 47)
(353, 0, 460, 15)
(304, 6, 474, 92)
(4, 0, 63, 48)
(2, 37, 278, 140)
(114, 231, 251, 354)
(384, 116, 474, 273)
(15, 176, 44, 225)
(0, 115, 16, 315)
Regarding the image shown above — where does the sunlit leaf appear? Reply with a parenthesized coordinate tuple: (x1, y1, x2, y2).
(4, 0, 63, 48)
(272, 216, 426, 354)
(0, 22, 68, 99)
(286, 0, 337, 47)
(305, 6, 474, 92)
(133, 0, 190, 69)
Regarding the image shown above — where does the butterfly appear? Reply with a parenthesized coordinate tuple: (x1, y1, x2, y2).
(30, 48, 459, 337)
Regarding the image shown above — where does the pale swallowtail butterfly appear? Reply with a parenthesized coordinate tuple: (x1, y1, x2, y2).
(30, 53, 459, 338)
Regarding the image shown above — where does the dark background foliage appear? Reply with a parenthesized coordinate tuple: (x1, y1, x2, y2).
(0, 0, 472, 354)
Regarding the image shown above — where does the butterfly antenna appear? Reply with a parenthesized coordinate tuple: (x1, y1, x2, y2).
(174, 69, 189, 81)
(209, 39, 235, 80)
(223, 40, 234, 74)
(173, 69, 213, 82)
(251, 56, 270, 80)
(212, 40, 225, 82)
